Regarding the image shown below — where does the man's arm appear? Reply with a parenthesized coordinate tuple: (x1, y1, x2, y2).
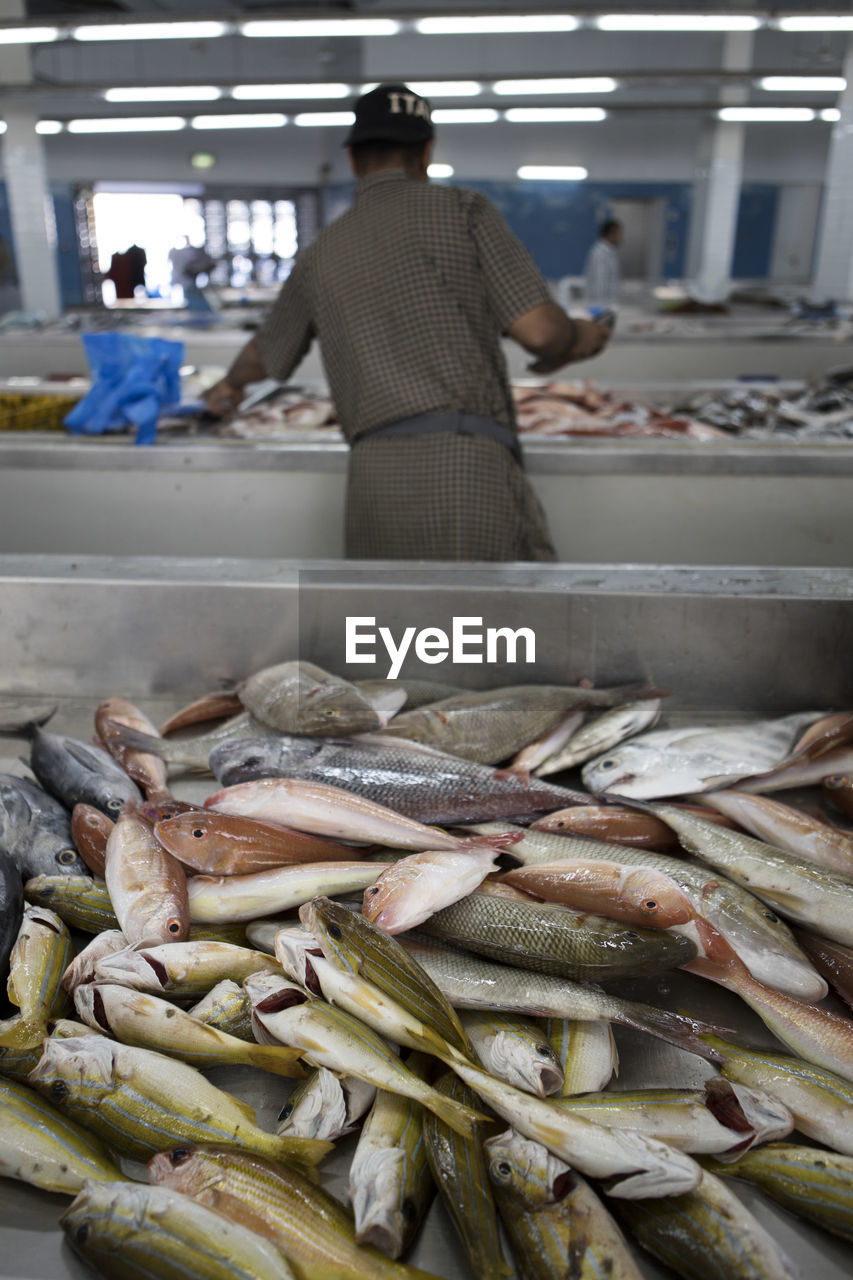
(507, 302, 611, 375)
(203, 337, 267, 416)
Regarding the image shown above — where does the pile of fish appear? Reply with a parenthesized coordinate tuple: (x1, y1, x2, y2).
(677, 370, 853, 441)
(512, 381, 725, 441)
(223, 391, 339, 439)
(1, 659, 853, 1279)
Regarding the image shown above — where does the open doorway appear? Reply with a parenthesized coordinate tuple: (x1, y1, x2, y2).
(92, 191, 205, 304)
(608, 198, 667, 280)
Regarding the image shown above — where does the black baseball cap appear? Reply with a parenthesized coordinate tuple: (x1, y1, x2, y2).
(345, 83, 434, 146)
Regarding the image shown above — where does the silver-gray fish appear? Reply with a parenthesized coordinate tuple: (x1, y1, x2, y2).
(277, 1067, 376, 1142)
(582, 711, 825, 800)
(535, 699, 663, 778)
(208, 733, 586, 825)
(30, 728, 141, 817)
(0, 773, 89, 877)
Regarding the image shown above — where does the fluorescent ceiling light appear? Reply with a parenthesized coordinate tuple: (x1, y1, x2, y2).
(759, 76, 846, 92)
(718, 107, 815, 122)
(494, 77, 616, 95)
(597, 14, 759, 31)
(35, 120, 63, 134)
(294, 111, 355, 127)
(428, 163, 454, 178)
(67, 116, 186, 132)
(0, 122, 6, 134)
(506, 107, 606, 122)
(821, 108, 842, 121)
(241, 20, 400, 38)
(232, 83, 350, 100)
(191, 113, 286, 129)
(74, 22, 228, 41)
(518, 165, 588, 180)
(407, 82, 482, 97)
(0, 27, 59, 44)
(105, 87, 222, 103)
(431, 108, 499, 124)
(417, 16, 578, 34)
(778, 17, 853, 31)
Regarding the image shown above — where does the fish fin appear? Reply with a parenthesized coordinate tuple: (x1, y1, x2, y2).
(101, 719, 166, 758)
(245, 1045, 309, 1079)
(273, 1134, 334, 1172)
(493, 766, 530, 784)
(426, 1088, 491, 1138)
(616, 1000, 735, 1063)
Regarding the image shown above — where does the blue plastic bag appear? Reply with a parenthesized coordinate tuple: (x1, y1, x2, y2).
(65, 333, 184, 446)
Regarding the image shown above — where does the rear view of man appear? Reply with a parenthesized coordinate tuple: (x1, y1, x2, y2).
(205, 83, 611, 561)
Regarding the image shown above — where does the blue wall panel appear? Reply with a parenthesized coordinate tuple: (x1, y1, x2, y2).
(732, 184, 779, 279)
(51, 183, 85, 308)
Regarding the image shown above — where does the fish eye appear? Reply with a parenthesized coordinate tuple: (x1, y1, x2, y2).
(328, 924, 342, 939)
(167, 919, 182, 935)
(245, 758, 262, 769)
(76, 1224, 89, 1245)
(170, 1148, 191, 1165)
(278, 1103, 293, 1121)
(50, 1080, 69, 1101)
(600, 760, 615, 770)
(323, 709, 338, 718)
(626, 931, 639, 939)
(495, 1161, 512, 1178)
(192, 828, 205, 839)
(368, 887, 380, 896)
(57, 849, 78, 865)
(106, 799, 122, 812)
(763, 911, 780, 923)
(535, 1044, 554, 1058)
(643, 900, 658, 911)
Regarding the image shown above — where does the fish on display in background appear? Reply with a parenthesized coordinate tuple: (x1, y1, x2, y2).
(363, 845, 505, 935)
(533, 698, 663, 778)
(0, 1075, 125, 1194)
(207, 732, 587, 825)
(69, 804, 113, 878)
(277, 1066, 376, 1142)
(0, 849, 24, 986)
(0, 904, 74, 1049)
(154, 809, 356, 876)
(104, 806, 190, 946)
(697, 789, 853, 877)
(95, 697, 169, 796)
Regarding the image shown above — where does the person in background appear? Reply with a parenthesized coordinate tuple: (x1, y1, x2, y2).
(584, 218, 623, 312)
(204, 83, 611, 562)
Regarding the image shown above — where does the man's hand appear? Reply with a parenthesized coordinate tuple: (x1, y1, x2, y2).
(527, 319, 612, 374)
(203, 378, 244, 418)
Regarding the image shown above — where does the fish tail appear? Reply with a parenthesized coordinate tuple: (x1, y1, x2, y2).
(244, 1043, 308, 1078)
(424, 1085, 489, 1138)
(101, 720, 168, 759)
(268, 1132, 334, 1171)
(0, 1018, 45, 1050)
(617, 1001, 730, 1062)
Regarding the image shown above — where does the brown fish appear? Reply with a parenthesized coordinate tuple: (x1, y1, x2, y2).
(70, 804, 114, 878)
(531, 803, 738, 849)
(154, 811, 358, 876)
(138, 794, 199, 825)
(503, 861, 694, 929)
(104, 808, 190, 946)
(96, 699, 169, 796)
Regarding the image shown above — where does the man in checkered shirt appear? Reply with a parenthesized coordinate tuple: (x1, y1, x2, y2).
(205, 83, 611, 561)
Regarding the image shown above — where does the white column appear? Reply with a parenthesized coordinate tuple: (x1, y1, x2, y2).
(811, 39, 853, 302)
(1, 105, 62, 318)
(687, 32, 753, 301)
(0, 1, 62, 318)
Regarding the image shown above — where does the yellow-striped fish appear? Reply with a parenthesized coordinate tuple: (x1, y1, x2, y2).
(0, 1075, 124, 1193)
(0, 904, 73, 1048)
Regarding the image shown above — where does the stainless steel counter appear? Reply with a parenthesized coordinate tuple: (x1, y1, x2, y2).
(1, 433, 851, 564)
(0, 556, 851, 1278)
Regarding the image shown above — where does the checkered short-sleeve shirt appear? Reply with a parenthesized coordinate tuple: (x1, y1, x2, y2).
(254, 170, 552, 442)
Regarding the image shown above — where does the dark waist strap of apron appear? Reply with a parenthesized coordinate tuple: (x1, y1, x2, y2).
(358, 411, 522, 465)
